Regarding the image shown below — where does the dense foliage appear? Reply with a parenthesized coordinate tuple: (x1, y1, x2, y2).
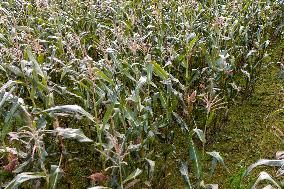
(0, 0, 283, 188)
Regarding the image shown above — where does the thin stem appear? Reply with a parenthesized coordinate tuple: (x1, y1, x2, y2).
(119, 160, 124, 189)
(93, 87, 104, 169)
(202, 113, 209, 156)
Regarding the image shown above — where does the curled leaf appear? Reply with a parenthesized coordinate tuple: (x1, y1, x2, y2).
(123, 168, 142, 184)
(55, 127, 93, 142)
(244, 159, 284, 177)
(42, 105, 94, 122)
(251, 172, 280, 189)
(206, 151, 228, 175)
(5, 172, 45, 189)
(193, 128, 206, 144)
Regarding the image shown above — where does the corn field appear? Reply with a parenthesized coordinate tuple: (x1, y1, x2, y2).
(0, 0, 284, 188)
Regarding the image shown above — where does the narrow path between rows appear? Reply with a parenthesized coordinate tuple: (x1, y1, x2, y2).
(208, 43, 284, 188)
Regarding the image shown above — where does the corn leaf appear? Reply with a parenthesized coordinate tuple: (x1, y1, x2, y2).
(193, 128, 206, 144)
(55, 127, 93, 142)
(123, 168, 142, 184)
(179, 161, 193, 189)
(206, 151, 229, 175)
(42, 105, 94, 122)
(5, 172, 45, 189)
(251, 172, 281, 189)
(47, 165, 62, 189)
(189, 137, 202, 181)
(26, 47, 44, 77)
(151, 61, 169, 80)
(244, 159, 284, 177)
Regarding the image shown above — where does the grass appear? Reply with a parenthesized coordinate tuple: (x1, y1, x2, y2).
(207, 42, 284, 188)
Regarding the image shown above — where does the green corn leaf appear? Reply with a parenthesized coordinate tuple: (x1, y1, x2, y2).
(179, 161, 193, 189)
(94, 68, 114, 85)
(145, 158, 155, 180)
(42, 105, 94, 122)
(173, 112, 189, 132)
(47, 165, 62, 189)
(244, 159, 284, 177)
(187, 33, 199, 53)
(0, 87, 15, 109)
(103, 103, 115, 125)
(206, 151, 228, 175)
(26, 47, 44, 77)
(5, 172, 45, 189)
(159, 91, 167, 109)
(151, 61, 169, 80)
(123, 106, 139, 127)
(123, 168, 142, 184)
(55, 127, 93, 142)
(193, 128, 206, 144)
(251, 172, 281, 189)
(189, 137, 202, 181)
(206, 110, 215, 125)
(4, 98, 20, 124)
(1, 99, 20, 141)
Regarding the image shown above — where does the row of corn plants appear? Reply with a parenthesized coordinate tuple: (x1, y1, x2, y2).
(0, 0, 283, 188)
